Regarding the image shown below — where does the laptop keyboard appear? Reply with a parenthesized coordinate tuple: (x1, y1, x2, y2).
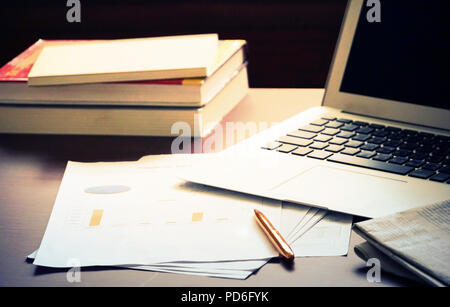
(262, 115, 450, 184)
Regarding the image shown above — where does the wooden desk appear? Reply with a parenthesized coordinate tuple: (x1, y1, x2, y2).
(0, 89, 415, 286)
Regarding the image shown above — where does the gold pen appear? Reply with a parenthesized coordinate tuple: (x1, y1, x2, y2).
(254, 208, 295, 261)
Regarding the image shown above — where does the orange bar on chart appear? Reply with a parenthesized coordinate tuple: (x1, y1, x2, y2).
(192, 212, 204, 222)
(89, 209, 104, 227)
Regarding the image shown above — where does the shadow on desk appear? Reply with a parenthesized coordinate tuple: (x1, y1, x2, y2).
(26, 258, 131, 277)
(352, 266, 425, 287)
(0, 134, 176, 164)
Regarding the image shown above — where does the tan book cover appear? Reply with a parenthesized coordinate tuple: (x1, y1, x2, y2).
(28, 34, 219, 86)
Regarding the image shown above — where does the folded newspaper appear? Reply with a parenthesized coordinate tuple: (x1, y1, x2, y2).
(354, 199, 450, 287)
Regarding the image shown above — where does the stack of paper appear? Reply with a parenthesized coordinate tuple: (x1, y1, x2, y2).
(281, 203, 352, 257)
(28, 154, 352, 279)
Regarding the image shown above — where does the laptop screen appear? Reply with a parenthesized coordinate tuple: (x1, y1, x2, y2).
(340, 1, 449, 111)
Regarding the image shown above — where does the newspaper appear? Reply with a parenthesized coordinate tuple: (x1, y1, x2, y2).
(354, 199, 450, 286)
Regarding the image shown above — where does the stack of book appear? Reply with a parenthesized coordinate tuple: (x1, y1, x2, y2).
(0, 34, 248, 137)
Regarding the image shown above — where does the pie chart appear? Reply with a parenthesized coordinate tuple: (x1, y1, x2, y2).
(84, 185, 131, 194)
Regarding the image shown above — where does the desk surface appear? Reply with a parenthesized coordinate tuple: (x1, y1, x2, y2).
(0, 89, 415, 286)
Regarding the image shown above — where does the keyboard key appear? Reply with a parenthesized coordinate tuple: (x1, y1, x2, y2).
(336, 131, 355, 139)
(325, 121, 344, 129)
(408, 169, 435, 179)
(393, 149, 411, 157)
(310, 142, 328, 150)
(443, 157, 450, 166)
(368, 123, 385, 129)
(405, 159, 425, 168)
(329, 137, 348, 145)
(321, 128, 340, 136)
(439, 166, 450, 174)
(389, 132, 405, 140)
(360, 143, 379, 151)
(278, 135, 313, 147)
(328, 154, 414, 175)
(368, 137, 387, 144)
(430, 150, 450, 157)
(384, 140, 402, 148)
(299, 124, 324, 133)
(427, 154, 445, 163)
(373, 153, 392, 162)
(415, 144, 434, 154)
(357, 151, 376, 159)
(314, 134, 333, 142)
(409, 151, 428, 160)
(405, 135, 421, 143)
(422, 162, 442, 171)
(436, 135, 450, 142)
(336, 118, 352, 124)
(276, 144, 298, 153)
(390, 156, 408, 164)
(376, 146, 395, 154)
(421, 137, 437, 145)
(415, 144, 435, 156)
(345, 140, 363, 148)
(325, 145, 345, 153)
(287, 130, 316, 139)
(372, 130, 390, 137)
(434, 148, 449, 156)
(340, 147, 360, 155)
(429, 173, 450, 183)
(352, 133, 371, 142)
(310, 119, 329, 126)
(291, 147, 313, 156)
(356, 127, 374, 134)
(262, 141, 281, 150)
(353, 121, 369, 126)
(321, 115, 336, 121)
(404, 129, 418, 136)
(385, 126, 402, 132)
(418, 131, 434, 138)
(399, 142, 417, 150)
(341, 124, 359, 132)
(307, 150, 333, 160)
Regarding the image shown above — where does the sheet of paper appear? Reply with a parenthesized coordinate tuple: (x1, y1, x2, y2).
(285, 207, 320, 242)
(145, 260, 269, 271)
(291, 212, 353, 257)
(130, 266, 253, 280)
(28, 250, 266, 280)
(280, 202, 310, 238)
(33, 154, 281, 268)
(288, 209, 328, 244)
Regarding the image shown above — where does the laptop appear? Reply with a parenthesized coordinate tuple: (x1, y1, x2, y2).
(181, 0, 450, 218)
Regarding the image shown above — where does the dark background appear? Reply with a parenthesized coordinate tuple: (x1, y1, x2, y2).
(0, 0, 347, 88)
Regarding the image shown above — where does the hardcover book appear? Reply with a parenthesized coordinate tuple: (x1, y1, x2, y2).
(27, 34, 219, 86)
(0, 38, 247, 106)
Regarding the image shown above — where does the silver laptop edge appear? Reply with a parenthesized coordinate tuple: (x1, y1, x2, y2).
(323, 0, 450, 131)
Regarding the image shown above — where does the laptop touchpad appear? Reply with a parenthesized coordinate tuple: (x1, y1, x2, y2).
(269, 165, 409, 217)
